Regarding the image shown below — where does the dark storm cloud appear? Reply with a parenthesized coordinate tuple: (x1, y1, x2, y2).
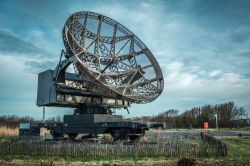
(0, 30, 57, 73)
(165, 0, 250, 30)
(0, 0, 67, 29)
(0, 30, 50, 57)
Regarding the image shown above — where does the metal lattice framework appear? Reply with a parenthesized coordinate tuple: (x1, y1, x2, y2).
(62, 11, 164, 103)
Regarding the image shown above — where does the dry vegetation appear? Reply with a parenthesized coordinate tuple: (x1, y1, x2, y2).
(0, 135, 226, 159)
(0, 126, 18, 136)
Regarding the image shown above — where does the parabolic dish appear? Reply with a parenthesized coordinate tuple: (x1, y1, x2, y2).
(63, 11, 164, 103)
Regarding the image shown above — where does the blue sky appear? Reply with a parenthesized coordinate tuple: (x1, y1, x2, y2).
(0, 0, 250, 119)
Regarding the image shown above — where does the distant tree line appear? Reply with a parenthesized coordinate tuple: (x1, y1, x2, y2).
(130, 102, 249, 128)
(0, 115, 34, 128)
(0, 115, 62, 128)
(1, 102, 248, 129)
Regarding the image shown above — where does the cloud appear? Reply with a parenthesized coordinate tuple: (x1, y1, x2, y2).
(0, 30, 45, 56)
(162, 61, 250, 107)
(76, 1, 250, 80)
(0, 30, 58, 73)
(25, 60, 56, 74)
(0, 54, 36, 98)
(22, 28, 63, 55)
(0, 53, 71, 118)
(209, 70, 221, 78)
(0, 0, 250, 118)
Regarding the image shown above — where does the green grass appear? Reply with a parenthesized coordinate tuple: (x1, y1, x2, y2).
(0, 155, 249, 166)
(0, 136, 250, 165)
(0, 155, 178, 165)
(0, 154, 250, 165)
(222, 137, 250, 160)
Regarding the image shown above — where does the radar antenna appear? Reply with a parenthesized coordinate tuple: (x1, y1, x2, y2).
(62, 11, 164, 103)
(35, 11, 165, 141)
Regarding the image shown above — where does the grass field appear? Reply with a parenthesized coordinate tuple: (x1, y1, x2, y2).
(0, 128, 249, 165)
(222, 137, 250, 160)
(0, 155, 249, 165)
(0, 137, 249, 165)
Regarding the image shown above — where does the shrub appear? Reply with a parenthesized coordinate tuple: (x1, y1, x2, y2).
(177, 156, 197, 166)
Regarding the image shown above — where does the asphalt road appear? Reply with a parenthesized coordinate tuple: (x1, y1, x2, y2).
(146, 129, 250, 138)
(208, 130, 250, 137)
(146, 129, 201, 138)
